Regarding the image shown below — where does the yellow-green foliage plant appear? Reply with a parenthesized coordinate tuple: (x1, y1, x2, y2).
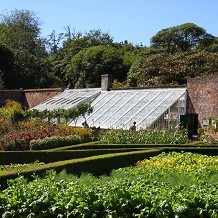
(0, 99, 24, 124)
(57, 124, 92, 142)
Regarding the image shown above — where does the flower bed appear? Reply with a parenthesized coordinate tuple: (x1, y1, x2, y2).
(0, 119, 92, 151)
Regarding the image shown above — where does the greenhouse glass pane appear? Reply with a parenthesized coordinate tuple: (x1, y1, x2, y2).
(34, 87, 186, 130)
(115, 116, 131, 124)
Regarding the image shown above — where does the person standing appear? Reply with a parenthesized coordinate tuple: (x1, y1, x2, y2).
(82, 121, 89, 129)
(129, 121, 136, 131)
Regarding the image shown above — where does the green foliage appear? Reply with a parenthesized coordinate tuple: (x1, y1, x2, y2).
(151, 23, 215, 52)
(99, 128, 189, 144)
(0, 9, 60, 89)
(29, 135, 81, 150)
(0, 43, 15, 89)
(0, 118, 93, 151)
(0, 99, 24, 124)
(112, 79, 127, 88)
(49, 29, 115, 86)
(0, 161, 44, 174)
(25, 103, 93, 125)
(57, 124, 93, 143)
(0, 152, 217, 217)
(205, 37, 218, 53)
(211, 116, 218, 133)
(67, 45, 128, 88)
(128, 51, 218, 87)
(197, 117, 218, 145)
(1, 10, 217, 90)
(137, 151, 218, 171)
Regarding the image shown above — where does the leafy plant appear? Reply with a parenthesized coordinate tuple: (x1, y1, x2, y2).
(24, 103, 93, 125)
(29, 135, 81, 150)
(0, 152, 217, 217)
(0, 161, 44, 174)
(99, 128, 189, 144)
(0, 99, 24, 124)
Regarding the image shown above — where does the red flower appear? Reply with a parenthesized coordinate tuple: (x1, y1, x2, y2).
(11, 135, 17, 140)
(25, 132, 31, 137)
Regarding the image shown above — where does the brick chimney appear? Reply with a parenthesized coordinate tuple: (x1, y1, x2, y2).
(101, 74, 112, 91)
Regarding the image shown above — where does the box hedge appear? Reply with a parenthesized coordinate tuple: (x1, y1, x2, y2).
(29, 135, 81, 150)
(0, 149, 162, 189)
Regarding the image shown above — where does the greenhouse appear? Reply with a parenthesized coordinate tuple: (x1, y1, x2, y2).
(33, 87, 187, 130)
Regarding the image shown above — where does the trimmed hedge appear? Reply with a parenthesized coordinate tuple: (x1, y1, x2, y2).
(48, 141, 98, 151)
(29, 135, 81, 150)
(59, 140, 216, 150)
(0, 148, 148, 165)
(1, 146, 218, 189)
(0, 149, 162, 190)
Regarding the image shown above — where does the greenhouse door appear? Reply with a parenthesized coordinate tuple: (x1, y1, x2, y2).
(180, 114, 198, 140)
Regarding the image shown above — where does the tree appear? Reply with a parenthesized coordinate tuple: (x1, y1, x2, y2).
(204, 37, 218, 53)
(126, 46, 163, 87)
(0, 43, 15, 89)
(0, 9, 58, 88)
(150, 23, 215, 52)
(46, 30, 64, 54)
(128, 51, 218, 87)
(49, 29, 115, 86)
(66, 45, 128, 88)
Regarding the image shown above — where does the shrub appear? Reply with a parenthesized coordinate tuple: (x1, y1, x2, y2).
(99, 128, 189, 144)
(29, 135, 81, 150)
(0, 99, 24, 124)
(57, 124, 93, 142)
(0, 117, 12, 135)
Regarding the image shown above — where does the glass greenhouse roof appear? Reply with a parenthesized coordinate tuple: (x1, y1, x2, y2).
(32, 88, 101, 111)
(68, 88, 187, 130)
(32, 87, 186, 130)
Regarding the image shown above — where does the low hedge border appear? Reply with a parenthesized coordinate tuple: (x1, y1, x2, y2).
(1, 140, 218, 165)
(61, 141, 218, 150)
(30, 135, 82, 150)
(0, 148, 149, 165)
(1, 146, 218, 190)
(48, 141, 98, 151)
(164, 147, 218, 155)
(0, 149, 162, 190)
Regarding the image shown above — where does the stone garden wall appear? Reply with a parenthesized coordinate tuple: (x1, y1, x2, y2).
(0, 88, 63, 109)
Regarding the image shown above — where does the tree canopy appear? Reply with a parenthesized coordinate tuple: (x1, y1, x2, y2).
(150, 23, 215, 52)
(0, 9, 61, 89)
(128, 51, 218, 87)
(0, 9, 217, 90)
(0, 43, 15, 89)
(66, 45, 128, 88)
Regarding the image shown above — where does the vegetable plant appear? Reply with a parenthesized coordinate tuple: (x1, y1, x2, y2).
(0, 152, 217, 217)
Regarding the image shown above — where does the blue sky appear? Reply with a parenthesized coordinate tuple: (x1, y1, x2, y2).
(1, 0, 218, 46)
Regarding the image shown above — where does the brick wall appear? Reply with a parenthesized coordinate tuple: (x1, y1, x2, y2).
(0, 88, 63, 109)
(187, 74, 218, 127)
(24, 88, 63, 108)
